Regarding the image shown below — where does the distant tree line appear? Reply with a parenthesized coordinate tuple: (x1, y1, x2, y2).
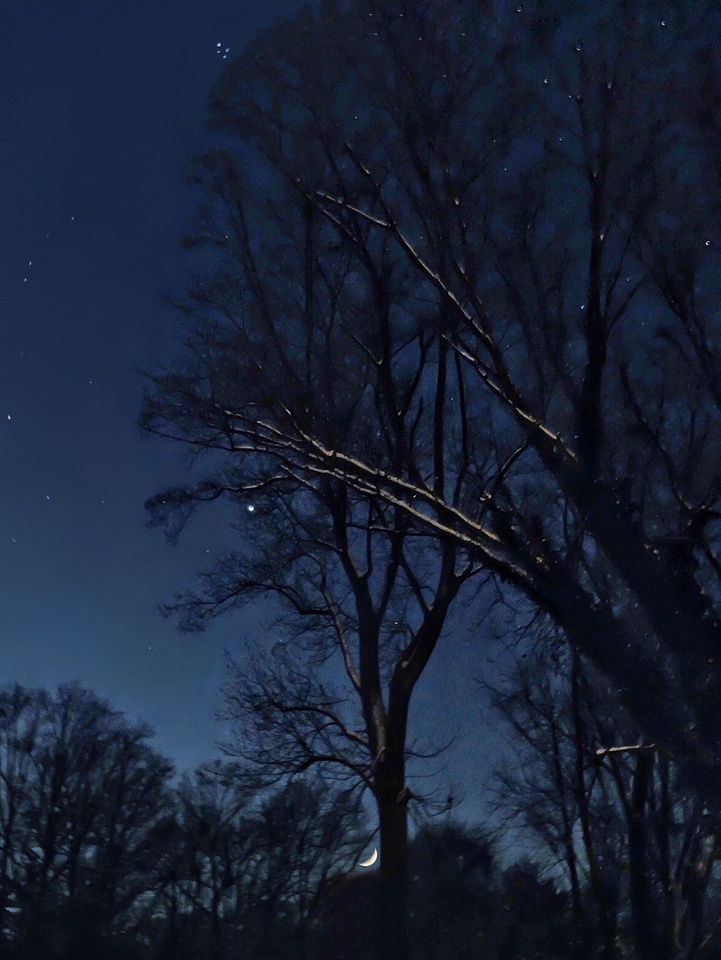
(0, 680, 719, 958)
(0, 682, 365, 960)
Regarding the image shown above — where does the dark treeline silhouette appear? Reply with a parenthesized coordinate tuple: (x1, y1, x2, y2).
(485, 627, 721, 960)
(8, 679, 717, 958)
(0, 682, 368, 960)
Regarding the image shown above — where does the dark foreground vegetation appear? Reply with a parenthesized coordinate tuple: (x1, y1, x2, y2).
(0, 681, 720, 959)
(0, 682, 562, 960)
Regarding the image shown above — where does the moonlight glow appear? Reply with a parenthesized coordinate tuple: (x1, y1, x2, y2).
(358, 848, 378, 868)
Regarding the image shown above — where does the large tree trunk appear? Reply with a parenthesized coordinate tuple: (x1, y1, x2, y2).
(570, 653, 617, 960)
(657, 759, 676, 960)
(319, 769, 411, 960)
(375, 770, 410, 960)
(628, 752, 654, 960)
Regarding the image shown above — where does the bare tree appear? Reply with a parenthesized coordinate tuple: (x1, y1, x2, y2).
(145, 48, 488, 953)
(141, 0, 721, 813)
(0, 685, 43, 946)
(486, 635, 721, 960)
(146, 767, 367, 960)
(148, 453, 482, 960)
(0, 683, 175, 959)
(242, 777, 368, 958)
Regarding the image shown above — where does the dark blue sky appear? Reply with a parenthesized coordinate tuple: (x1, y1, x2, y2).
(0, 0, 506, 827)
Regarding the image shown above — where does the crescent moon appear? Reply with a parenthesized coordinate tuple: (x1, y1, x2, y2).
(358, 848, 378, 867)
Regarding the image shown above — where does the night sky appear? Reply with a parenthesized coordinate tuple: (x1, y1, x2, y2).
(0, 1, 505, 825)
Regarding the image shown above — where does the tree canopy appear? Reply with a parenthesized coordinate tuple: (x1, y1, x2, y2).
(141, 0, 721, 812)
